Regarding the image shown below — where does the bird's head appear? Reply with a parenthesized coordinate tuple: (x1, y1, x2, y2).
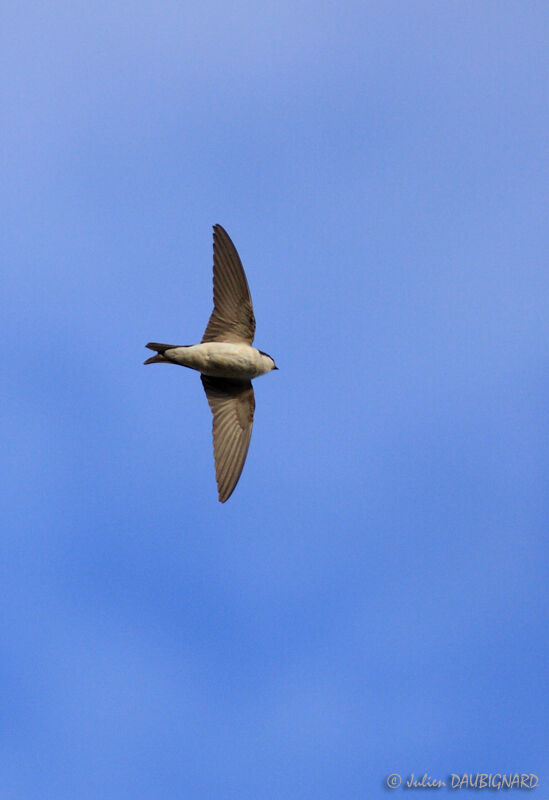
(258, 350, 278, 372)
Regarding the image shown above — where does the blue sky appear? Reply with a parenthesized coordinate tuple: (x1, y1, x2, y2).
(1, 1, 547, 797)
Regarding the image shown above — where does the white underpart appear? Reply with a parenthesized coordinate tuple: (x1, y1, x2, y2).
(165, 342, 274, 379)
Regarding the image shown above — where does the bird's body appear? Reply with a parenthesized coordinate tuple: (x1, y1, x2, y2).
(147, 342, 274, 380)
(145, 225, 277, 502)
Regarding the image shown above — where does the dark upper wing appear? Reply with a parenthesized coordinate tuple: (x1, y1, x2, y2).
(201, 375, 255, 503)
(201, 225, 256, 345)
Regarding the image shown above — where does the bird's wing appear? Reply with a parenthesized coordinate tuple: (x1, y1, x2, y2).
(201, 375, 255, 503)
(202, 225, 256, 345)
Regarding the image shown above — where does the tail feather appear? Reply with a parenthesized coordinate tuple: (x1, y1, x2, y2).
(145, 342, 178, 353)
(144, 342, 180, 365)
(144, 353, 168, 364)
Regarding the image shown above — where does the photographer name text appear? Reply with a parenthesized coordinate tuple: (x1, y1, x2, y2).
(385, 773, 538, 791)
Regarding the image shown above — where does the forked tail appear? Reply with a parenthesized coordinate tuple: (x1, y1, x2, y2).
(144, 342, 178, 364)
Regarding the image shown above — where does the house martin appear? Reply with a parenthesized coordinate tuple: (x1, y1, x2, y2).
(145, 225, 277, 502)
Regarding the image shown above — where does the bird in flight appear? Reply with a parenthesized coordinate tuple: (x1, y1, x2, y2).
(145, 225, 277, 502)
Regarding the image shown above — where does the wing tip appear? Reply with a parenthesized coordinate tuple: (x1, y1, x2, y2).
(217, 480, 239, 503)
